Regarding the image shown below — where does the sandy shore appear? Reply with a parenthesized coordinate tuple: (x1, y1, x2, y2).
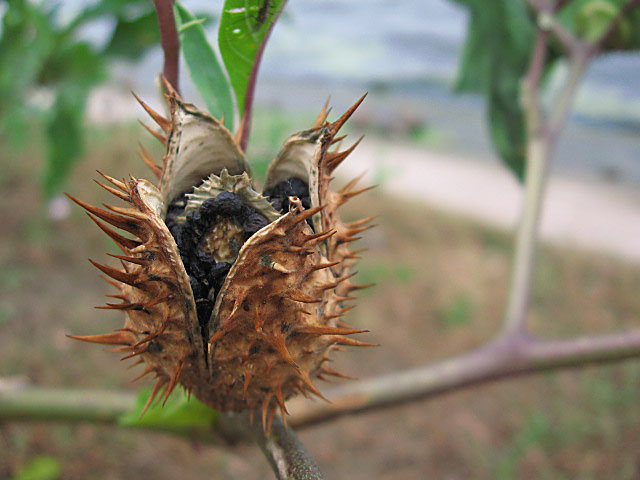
(339, 138, 640, 263)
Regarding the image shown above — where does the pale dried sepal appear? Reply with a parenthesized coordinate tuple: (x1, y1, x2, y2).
(160, 96, 250, 209)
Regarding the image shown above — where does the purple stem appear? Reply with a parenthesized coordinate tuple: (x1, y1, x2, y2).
(238, 1, 288, 152)
(288, 329, 640, 427)
(153, 0, 180, 94)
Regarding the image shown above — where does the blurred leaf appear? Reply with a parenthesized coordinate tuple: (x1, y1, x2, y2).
(0, 0, 167, 200)
(104, 11, 160, 60)
(66, 0, 151, 32)
(119, 387, 219, 428)
(452, 0, 534, 180)
(12, 455, 61, 480)
(41, 43, 105, 198)
(218, 0, 287, 117)
(557, 0, 640, 50)
(625, 8, 640, 49)
(38, 41, 106, 87)
(42, 87, 88, 198)
(41, 45, 103, 196)
(174, 2, 235, 129)
(576, 0, 625, 42)
(452, 0, 495, 92)
(496, 411, 552, 480)
(357, 262, 415, 289)
(0, 0, 56, 146)
(438, 294, 473, 328)
(488, 64, 527, 180)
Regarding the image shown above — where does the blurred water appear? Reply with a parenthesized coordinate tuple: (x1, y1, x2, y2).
(65, 0, 640, 183)
(262, 0, 465, 83)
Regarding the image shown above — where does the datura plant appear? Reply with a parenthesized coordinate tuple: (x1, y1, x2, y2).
(67, 81, 375, 431)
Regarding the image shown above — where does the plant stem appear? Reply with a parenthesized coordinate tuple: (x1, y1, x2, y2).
(501, 33, 590, 339)
(153, 0, 180, 93)
(0, 386, 133, 424)
(500, 133, 550, 337)
(249, 416, 325, 480)
(237, 0, 288, 152)
(288, 329, 640, 427)
(4, 329, 640, 432)
(546, 49, 590, 142)
(0, 384, 324, 478)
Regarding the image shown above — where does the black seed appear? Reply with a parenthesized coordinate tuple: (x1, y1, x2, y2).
(165, 189, 268, 342)
(264, 177, 313, 228)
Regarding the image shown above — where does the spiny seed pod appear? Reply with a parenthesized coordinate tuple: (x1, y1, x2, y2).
(68, 80, 375, 431)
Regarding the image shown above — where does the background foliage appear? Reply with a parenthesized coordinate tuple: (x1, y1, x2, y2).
(453, 0, 640, 180)
(2, 0, 640, 196)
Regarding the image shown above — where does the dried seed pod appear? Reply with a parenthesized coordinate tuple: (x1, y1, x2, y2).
(69, 85, 374, 428)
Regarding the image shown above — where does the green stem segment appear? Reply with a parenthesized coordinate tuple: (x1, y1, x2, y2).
(501, 40, 590, 338)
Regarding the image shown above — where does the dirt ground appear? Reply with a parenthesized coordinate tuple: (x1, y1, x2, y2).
(2, 123, 640, 479)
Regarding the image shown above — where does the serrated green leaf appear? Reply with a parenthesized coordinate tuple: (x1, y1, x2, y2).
(12, 456, 61, 480)
(119, 387, 219, 429)
(218, 0, 287, 118)
(174, 2, 234, 130)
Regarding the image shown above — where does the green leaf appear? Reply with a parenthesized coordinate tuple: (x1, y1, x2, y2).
(487, 58, 528, 181)
(557, 0, 640, 50)
(119, 387, 219, 429)
(104, 11, 160, 60)
(42, 87, 88, 198)
(174, 2, 235, 129)
(0, 0, 56, 147)
(12, 456, 61, 480)
(451, 0, 495, 92)
(218, 0, 287, 117)
(438, 293, 473, 328)
(38, 41, 106, 87)
(41, 43, 105, 198)
(65, 0, 151, 32)
(452, 0, 534, 180)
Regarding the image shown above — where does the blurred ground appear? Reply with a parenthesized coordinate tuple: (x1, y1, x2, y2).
(1, 120, 640, 479)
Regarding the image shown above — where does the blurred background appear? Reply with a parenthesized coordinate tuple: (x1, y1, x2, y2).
(2, 0, 640, 478)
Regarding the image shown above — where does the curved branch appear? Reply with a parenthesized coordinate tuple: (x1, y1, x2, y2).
(287, 329, 640, 427)
(3, 330, 640, 432)
(0, 382, 323, 479)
